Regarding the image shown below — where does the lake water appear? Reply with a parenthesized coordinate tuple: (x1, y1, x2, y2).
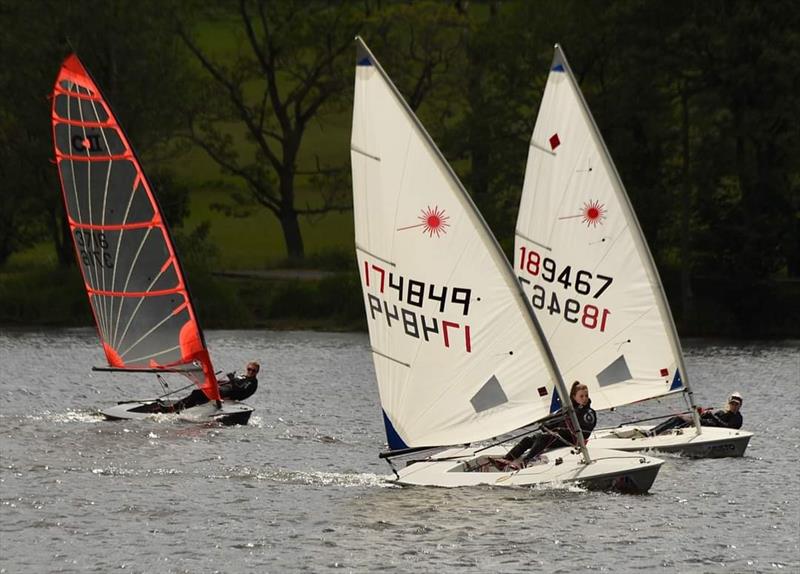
(1, 329, 798, 573)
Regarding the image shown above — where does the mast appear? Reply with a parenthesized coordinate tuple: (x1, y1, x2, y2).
(551, 44, 701, 433)
(354, 37, 592, 462)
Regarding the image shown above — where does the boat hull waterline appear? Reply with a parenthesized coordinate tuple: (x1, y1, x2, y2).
(100, 399, 253, 426)
(590, 425, 753, 458)
(391, 446, 664, 493)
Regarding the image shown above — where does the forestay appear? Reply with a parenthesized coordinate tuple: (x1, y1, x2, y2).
(514, 45, 687, 411)
(51, 54, 220, 402)
(351, 38, 561, 449)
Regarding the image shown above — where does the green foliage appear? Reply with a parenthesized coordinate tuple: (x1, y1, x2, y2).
(0, 267, 89, 325)
(257, 273, 364, 329)
(2, 0, 798, 335)
(198, 272, 365, 330)
(173, 221, 220, 272)
(184, 269, 249, 329)
(176, 0, 364, 259)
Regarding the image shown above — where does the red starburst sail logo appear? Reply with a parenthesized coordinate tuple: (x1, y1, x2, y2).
(558, 199, 607, 228)
(397, 206, 450, 237)
(581, 199, 606, 227)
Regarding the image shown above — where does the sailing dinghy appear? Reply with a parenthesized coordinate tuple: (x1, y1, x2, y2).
(514, 44, 751, 457)
(51, 54, 253, 426)
(351, 37, 663, 492)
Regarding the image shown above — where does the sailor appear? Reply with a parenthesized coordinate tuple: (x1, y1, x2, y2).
(648, 391, 744, 435)
(167, 361, 260, 412)
(497, 381, 596, 469)
(699, 392, 743, 429)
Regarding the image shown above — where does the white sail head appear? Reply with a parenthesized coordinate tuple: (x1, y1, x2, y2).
(351, 38, 562, 449)
(514, 44, 687, 412)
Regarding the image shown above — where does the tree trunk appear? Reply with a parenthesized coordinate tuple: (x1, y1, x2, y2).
(278, 166, 304, 260)
(280, 209, 304, 260)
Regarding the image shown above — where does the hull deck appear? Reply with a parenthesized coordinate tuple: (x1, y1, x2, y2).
(589, 425, 752, 458)
(392, 445, 663, 493)
(100, 399, 253, 426)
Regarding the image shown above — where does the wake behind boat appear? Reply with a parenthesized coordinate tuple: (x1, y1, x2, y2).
(51, 54, 253, 426)
(513, 44, 751, 457)
(350, 38, 662, 493)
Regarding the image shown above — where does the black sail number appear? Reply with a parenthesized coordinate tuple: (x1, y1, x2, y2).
(75, 230, 113, 269)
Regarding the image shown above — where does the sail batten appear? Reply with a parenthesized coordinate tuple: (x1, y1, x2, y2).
(514, 44, 688, 412)
(52, 53, 220, 401)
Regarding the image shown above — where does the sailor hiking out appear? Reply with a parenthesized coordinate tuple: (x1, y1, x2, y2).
(497, 381, 597, 470)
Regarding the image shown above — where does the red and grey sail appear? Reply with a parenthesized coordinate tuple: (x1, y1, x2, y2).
(51, 54, 220, 402)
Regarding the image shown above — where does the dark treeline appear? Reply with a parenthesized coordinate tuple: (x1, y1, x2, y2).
(1, 0, 798, 336)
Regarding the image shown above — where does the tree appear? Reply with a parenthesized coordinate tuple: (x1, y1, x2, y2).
(176, 0, 362, 260)
(0, 0, 196, 267)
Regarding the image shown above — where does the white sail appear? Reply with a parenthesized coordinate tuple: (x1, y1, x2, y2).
(351, 38, 562, 449)
(514, 45, 688, 412)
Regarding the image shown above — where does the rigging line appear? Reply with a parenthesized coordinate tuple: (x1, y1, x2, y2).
(115, 227, 153, 351)
(125, 344, 182, 365)
(112, 174, 142, 348)
(606, 409, 692, 428)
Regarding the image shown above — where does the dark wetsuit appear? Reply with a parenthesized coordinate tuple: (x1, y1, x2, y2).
(506, 399, 597, 462)
(650, 408, 742, 435)
(700, 409, 742, 429)
(170, 373, 258, 412)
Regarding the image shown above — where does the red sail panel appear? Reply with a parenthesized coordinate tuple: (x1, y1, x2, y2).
(51, 54, 220, 402)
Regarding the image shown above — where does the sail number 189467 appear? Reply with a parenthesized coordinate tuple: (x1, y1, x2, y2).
(517, 246, 612, 332)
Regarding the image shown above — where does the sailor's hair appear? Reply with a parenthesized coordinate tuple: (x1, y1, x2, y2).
(570, 381, 588, 399)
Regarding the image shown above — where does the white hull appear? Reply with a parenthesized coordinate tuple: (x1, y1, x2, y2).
(100, 399, 253, 426)
(590, 425, 752, 458)
(392, 445, 663, 493)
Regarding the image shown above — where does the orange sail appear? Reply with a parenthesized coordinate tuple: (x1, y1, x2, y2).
(51, 54, 220, 402)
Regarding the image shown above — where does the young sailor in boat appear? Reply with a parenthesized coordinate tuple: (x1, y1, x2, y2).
(166, 361, 260, 412)
(496, 382, 597, 470)
(648, 392, 743, 436)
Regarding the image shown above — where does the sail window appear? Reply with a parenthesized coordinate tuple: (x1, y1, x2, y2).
(54, 94, 109, 122)
(596, 355, 633, 387)
(470, 376, 508, 413)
